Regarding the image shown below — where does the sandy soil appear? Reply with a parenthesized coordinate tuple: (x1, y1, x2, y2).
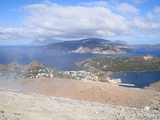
(0, 78, 160, 119)
(0, 78, 160, 109)
(0, 89, 160, 120)
(144, 81, 160, 92)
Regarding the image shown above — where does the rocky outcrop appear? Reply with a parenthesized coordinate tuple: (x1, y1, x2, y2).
(0, 61, 54, 80)
(72, 46, 128, 54)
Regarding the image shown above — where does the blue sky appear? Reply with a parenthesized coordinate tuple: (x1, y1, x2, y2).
(0, 0, 160, 45)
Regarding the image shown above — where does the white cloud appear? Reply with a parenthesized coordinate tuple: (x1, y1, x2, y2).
(133, 17, 160, 30)
(0, 27, 35, 40)
(153, 6, 160, 20)
(154, 6, 160, 14)
(0, 1, 160, 43)
(21, 1, 130, 39)
(131, 12, 160, 38)
(116, 3, 139, 14)
(147, 12, 153, 19)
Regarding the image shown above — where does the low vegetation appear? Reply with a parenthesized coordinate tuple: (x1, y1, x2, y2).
(75, 54, 160, 72)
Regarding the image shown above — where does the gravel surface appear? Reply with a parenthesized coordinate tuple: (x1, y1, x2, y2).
(144, 81, 160, 92)
(0, 89, 160, 120)
(0, 78, 160, 119)
(0, 78, 160, 109)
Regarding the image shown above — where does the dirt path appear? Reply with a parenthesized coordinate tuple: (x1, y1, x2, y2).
(0, 78, 160, 109)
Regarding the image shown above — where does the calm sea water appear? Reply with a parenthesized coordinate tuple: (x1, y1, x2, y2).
(110, 72, 160, 88)
(110, 49, 160, 88)
(0, 46, 111, 71)
(0, 46, 160, 88)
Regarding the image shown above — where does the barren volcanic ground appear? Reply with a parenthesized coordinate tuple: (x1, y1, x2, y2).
(0, 78, 160, 119)
(144, 81, 160, 92)
(0, 78, 160, 109)
(0, 89, 159, 120)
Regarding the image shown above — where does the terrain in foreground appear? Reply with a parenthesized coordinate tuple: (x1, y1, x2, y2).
(0, 78, 160, 119)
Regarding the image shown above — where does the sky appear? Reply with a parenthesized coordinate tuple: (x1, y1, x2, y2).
(0, 0, 160, 45)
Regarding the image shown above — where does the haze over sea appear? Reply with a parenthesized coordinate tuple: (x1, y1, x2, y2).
(0, 46, 160, 88)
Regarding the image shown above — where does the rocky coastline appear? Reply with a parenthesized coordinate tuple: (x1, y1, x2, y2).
(0, 61, 54, 80)
(0, 60, 159, 88)
(71, 45, 129, 54)
(0, 61, 121, 85)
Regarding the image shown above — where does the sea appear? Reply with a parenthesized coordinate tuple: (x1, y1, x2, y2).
(0, 46, 160, 88)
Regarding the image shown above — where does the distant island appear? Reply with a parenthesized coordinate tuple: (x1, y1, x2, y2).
(28, 38, 62, 46)
(75, 54, 160, 72)
(45, 38, 133, 54)
(134, 44, 160, 49)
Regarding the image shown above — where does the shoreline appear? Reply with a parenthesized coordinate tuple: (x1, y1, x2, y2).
(0, 60, 160, 89)
(0, 68, 160, 88)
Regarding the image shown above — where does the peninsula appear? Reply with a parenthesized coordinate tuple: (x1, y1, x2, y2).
(75, 54, 160, 72)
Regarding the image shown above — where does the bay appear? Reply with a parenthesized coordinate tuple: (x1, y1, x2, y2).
(0, 46, 160, 88)
(0, 46, 110, 71)
(109, 49, 160, 88)
(0, 46, 160, 71)
(110, 72, 160, 88)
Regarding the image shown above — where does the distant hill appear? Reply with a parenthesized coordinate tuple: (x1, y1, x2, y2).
(28, 39, 42, 46)
(0, 61, 53, 80)
(75, 54, 160, 72)
(46, 38, 132, 54)
(28, 38, 62, 46)
(134, 44, 160, 49)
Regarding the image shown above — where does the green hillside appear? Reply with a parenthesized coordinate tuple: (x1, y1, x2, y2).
(75, 54, 160, 72)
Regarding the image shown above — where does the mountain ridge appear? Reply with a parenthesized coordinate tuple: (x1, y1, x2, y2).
(46, 38, 132, 54)
(28, 38, 62, 46)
